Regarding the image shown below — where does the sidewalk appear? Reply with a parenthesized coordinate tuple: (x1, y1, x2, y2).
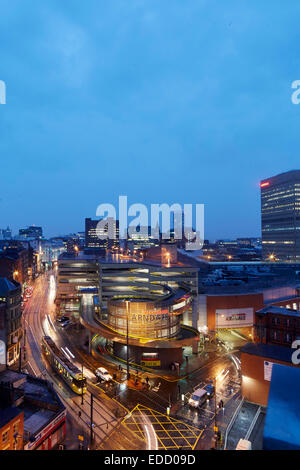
(195, 392, 242, 450)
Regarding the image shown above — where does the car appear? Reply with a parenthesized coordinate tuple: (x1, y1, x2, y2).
(204, 384, 215, 398)
(95, 367, 112, 382)
(60, 320, 71, 327)
(58, 316, 69, 323)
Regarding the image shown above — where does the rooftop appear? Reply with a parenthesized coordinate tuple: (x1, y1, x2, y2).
(0, 370, 65, 442)
(256, 305, 300, 318)
(0, 406, 22, 429)
(241, 342, 296, 364)
(0, 278, 20, 296)
(58, 251, 198, 270)
(263, 363, 300, 450)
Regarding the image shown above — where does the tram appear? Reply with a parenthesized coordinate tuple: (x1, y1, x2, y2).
(41, 336, 87, 394)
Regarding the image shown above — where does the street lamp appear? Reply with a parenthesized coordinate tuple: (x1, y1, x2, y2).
(81, 363, 84, 405)
(125, 300, 130, 380)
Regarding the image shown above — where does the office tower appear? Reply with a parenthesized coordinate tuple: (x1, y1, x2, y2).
(261, 170, 300, 261)
(85, 218, 119, 252)
(0, 227, 12, 240)
(19, 226, 43, 239)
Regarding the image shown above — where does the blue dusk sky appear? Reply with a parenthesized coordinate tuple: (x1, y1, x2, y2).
(1, 0, 300, 239)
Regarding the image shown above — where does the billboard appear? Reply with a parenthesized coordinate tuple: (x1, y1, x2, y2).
(215, 307, 254, 329)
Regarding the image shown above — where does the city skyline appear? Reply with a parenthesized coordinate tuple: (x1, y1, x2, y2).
(1, 1, 300, 238)
(1, 1, 300, 453)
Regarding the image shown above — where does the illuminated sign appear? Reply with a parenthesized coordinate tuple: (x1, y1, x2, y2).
(141, 360, 161, 367)
(216, 308, 253, 328)
(260, 182, 270, 188)
(173, 296, 191, 311)
(225, 313, 246, 321)
(264, 361, 273, 381)
(130, 313, 169, 323)
(0, 340, 5, 365)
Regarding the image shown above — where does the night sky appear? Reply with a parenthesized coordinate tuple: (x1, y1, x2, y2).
(1, 0, 300, 240)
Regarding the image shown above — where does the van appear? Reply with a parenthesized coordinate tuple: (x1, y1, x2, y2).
(188, 388, 208, 408)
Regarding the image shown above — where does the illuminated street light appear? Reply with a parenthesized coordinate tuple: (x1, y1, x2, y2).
(125, 300, 130, 380)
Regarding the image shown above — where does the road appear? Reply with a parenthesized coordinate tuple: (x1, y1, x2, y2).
(22, 271, 242, 450)
(22, 271, 142, 450)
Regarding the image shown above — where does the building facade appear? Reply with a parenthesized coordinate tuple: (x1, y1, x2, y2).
(255, 305, 300, 346)
(0, 407, 24, 450)
(19, 226, 43, 239)
(0, 278, 22, 366)
(241, 342, 298, 406)
(261, 170, 300, 261)
(0, 370, 66, 451)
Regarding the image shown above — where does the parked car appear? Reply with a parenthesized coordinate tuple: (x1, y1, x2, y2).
(95, 367, 112, 382)
(60, 319, 71, 328)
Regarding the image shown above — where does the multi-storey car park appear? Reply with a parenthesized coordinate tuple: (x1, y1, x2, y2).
(55, 252, 200, 369)
(55, 252, 300, 371)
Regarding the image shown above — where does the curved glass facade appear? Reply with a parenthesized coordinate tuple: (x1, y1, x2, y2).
(107, 300, 182, 339)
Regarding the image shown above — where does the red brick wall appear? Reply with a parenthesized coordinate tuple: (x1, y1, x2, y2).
(241, 352, 295, 406)
(206, 293, 264, 331)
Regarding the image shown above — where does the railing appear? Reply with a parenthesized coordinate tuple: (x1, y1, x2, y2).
(223, 397, 244, 450)
(244, 406, 262, 441)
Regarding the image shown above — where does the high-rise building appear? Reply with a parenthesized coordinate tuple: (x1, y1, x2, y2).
(85, 218, 119, 252)
(0, 227, 12, 240)
(19, 226, 43, 239)
(261, 170, 300, 261)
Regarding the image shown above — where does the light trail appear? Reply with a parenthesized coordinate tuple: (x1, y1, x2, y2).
(61, 347, 71, 360)
(140, 412, 158, 450)
(65, 346, 75, 359)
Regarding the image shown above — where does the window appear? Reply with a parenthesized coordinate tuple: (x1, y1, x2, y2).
(284, 332, 292, 344)
(271, 329, 279, 341)
(284, 318, 293, 328)
(13, 421, 19, 435)
(272, 316, 281, 326)
(2, 429, 9, 444)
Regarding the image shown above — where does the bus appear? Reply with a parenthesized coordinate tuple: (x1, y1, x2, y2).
(41, 336, 87, 395)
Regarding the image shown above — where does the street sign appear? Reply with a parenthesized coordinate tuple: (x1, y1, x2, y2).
(213, 426, 218, 432)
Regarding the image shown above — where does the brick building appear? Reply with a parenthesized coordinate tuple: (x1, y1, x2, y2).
(0, 370, 66, 450)
(0, 278, 22, 366)
(241, 342, 299, 406)
(255, 305, 300, 346)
